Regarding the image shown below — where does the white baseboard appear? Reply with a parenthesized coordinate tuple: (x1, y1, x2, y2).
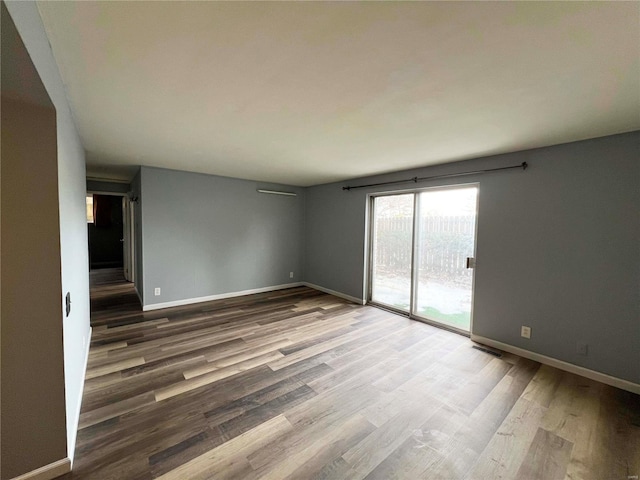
(471, 334, 640, 395)
(68, 326, 92, 466)
(142, 282, 304, 311)
(303, 282, 365, 305)
(10, 458, 71, 480)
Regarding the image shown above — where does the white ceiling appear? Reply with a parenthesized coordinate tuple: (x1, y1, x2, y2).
(37, 1, 639, 186)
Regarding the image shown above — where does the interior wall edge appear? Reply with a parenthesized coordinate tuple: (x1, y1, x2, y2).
(67, 326, 91, 467)
(135, 287, 144, 309)
(302, 282, 365, 305)
(3, 0, 93, 463)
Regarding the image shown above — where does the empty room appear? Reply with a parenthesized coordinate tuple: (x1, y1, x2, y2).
(1, 1, 639, 480)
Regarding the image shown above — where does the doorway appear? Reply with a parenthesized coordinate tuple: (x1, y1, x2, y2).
(369, 185, 478, 334)
(86, 193, 134, 283)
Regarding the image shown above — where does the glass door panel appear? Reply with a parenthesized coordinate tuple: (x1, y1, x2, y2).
(370, 194, 414, 312)
(414, 187, 478, 331)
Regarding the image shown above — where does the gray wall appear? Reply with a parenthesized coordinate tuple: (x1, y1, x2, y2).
(140, 166, 305, 307)
(305, 132, 640, 384)
(4, 0, 92, 469)
(1, 7, 67, 475)
(86, 179, 130, 194)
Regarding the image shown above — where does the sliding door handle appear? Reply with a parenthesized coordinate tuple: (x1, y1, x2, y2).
(466, 257, 476, 269)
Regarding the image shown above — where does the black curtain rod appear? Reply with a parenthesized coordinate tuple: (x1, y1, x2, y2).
(342, 161, 528, 191)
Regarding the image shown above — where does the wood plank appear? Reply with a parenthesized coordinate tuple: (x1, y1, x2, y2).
(155, 414, 293, 480)
(341, 399, 442, 477)
(154, 350, 285, 401)
(516, 427, 573, 480)
(191, 338, 293, 375)
(254, 414, 375, 480)
(78, 392, 156, 429)
(85, 356, 145, 379)
(466, 398, 547, 479)
(367, 403, 469, 479)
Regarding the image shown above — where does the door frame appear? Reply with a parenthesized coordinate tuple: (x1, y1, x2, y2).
(122, 196, 135, 283)
(366, 191, 416, 314)
(87, 190, 133, 281)
(366, 182, 479, 336)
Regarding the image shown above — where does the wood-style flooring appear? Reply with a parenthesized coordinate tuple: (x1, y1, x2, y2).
(63, 268, 640, 479)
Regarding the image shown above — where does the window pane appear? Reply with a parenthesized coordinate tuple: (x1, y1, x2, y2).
(414, 187, 477, 331)
(371, 194, 414, 311)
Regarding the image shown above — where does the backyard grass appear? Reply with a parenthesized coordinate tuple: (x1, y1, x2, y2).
(418, 306, 470, 330)
(388, 302, 470, 331)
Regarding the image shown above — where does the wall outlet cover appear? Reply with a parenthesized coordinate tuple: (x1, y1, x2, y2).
(521, 326, 531, 339)
(577, 342, 588, 355)
(154, 287, 161, 296)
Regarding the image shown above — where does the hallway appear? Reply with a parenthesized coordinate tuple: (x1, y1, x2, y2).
(89, 268, 143, 329)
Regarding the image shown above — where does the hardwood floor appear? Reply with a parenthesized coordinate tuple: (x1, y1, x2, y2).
(63, 268, 640, 479)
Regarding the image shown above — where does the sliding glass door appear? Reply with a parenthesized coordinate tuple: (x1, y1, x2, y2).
(370, 194, 414, 312)
(369, 185, 478, 333)
(413, 187, 478, 331)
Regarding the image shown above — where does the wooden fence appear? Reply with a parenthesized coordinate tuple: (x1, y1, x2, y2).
(374, 215, 475, 281)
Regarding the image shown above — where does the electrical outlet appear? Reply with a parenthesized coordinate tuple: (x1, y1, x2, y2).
(521, 326, 531, 339)
(577, 342, 588, 356)
(289, 272, 294, 279)
(154, 287, 161, 296)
